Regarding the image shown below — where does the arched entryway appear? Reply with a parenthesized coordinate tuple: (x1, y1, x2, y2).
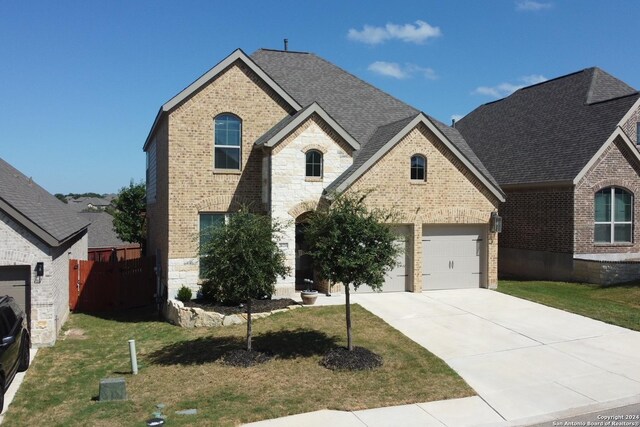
(295, 212, 314, 290)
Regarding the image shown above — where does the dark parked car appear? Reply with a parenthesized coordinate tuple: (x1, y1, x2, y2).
(0, 296, 30, 412)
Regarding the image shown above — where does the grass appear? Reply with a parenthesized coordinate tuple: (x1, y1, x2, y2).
(4, 305, 473, 426)
(498, 280, 640, 331)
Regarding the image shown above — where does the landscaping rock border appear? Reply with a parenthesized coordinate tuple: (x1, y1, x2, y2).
(164, 299, 302, 328)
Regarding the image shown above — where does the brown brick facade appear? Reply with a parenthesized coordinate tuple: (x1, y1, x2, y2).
(574, 136, 640, 254)
(499, 187, 574, 254)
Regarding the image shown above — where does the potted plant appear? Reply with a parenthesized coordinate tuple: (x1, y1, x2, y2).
(300, 278, 318, 305)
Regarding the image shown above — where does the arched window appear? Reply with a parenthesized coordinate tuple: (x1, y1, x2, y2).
(305, 150, 323, 178)
(410, 155, 426, 181)
(214, 114, 241, 170)
(595, 187, 633, 243)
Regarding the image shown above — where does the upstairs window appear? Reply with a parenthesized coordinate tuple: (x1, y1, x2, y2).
(410, 155, 426, 181)
(214, 114, 241, 170)
(595, 187, 633, 243)
(305, 150, 323, 178)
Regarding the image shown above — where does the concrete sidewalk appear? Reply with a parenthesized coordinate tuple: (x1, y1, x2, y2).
(246, 290, 640, 426)
(0, 348, 38, 424)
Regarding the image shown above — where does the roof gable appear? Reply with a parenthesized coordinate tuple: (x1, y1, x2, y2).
(326, 114, 505, 202)
(456, 67, 640, 185)
(0, 158, 89, 246)
(255, 102, 359, 151)
(144, 49, 301, 150)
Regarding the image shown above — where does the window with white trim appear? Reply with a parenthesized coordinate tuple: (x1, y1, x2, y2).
(410, 155, 426, 181)
(214, 114, 241, 170)
(305, 150, 323, 178)
(594, 187, 633, 243)
(199, 213, 231, 277)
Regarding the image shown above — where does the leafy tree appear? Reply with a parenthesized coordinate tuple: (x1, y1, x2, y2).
(55, 194, 68, 204)
(305, 192, 400, 351)
(199, 209, 289, 351)
(112, 181, 146, 248)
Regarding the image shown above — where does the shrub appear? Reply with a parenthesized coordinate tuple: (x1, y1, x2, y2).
(176, 286, 192, 303)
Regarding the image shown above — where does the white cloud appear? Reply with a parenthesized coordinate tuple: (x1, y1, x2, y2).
(368, 62, 408, 79)
(516, 1, 552, 11)
(368, 62, 438, 80)
(348, 20, 442, 45)
(473, 74, 548, 98)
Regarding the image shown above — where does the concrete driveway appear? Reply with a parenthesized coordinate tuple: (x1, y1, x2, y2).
(351, 289, 640, 424)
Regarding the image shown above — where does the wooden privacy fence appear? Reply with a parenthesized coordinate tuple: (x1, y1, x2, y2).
(69, 256, 156, 312)
(88, 245, 142, 262)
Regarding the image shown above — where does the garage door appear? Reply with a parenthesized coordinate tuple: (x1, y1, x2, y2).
(0, 266, 30, 315)
(422, 225, 485, 290)
(354, 225, 411, 293)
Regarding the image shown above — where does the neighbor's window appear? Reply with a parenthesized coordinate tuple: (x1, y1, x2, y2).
(410, 155, 426, 181)
(199, 213, 230, 277)
(594, 187, 633, 243)
(305, 150, 323, 178)
(214, 114, 241, 170)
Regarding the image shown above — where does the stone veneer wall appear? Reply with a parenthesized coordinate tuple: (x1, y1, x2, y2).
(156, 60, 294, 298)
(347, 123, 500, 290)
(0, 211, 87, 346)
(269, 115, 354, 297)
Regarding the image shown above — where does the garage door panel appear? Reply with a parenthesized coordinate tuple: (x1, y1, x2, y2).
(0, 266, 30, 316)
(423, 225, 485, 290)
(354, 225, 410, 293)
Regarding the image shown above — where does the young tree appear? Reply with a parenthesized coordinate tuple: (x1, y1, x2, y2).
(112, 181, 146, 248)
(199, 209, 289, 352)
(305, 192, 400, 351)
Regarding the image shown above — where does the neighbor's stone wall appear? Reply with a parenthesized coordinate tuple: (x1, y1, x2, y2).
(573, 258, 640, 285)
(0, 211, 87, 346)
(163, 60, 294, 297)
(347, 123, 500, 290)
(575, 136, 640, 255)
(270, 115, 354, 297)
(499, 186, 574, 254)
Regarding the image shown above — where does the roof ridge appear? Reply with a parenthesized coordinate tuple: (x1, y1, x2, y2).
(305, 52, 419, 115)
(256, 48, 310, 55)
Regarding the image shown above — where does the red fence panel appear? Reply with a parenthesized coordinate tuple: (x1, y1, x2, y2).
(69, 256, 156, 312)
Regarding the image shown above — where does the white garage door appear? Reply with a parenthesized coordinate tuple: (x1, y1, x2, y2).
(422, 225, 485, 290)
(354, 225, 410, 293)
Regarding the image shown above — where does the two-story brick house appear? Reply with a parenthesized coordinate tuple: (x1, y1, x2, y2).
(457, 68, 640, 284)
(144, 48, 505, 299)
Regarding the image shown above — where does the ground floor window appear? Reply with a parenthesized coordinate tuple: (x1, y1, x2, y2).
(594, 187, 633, 243)
(199, 213, 231, 277)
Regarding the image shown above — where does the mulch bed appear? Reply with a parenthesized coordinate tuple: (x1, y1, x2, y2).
(183, 298, 300, 315)
(221, 349, 274, 367)
(322, 346, 384, 371)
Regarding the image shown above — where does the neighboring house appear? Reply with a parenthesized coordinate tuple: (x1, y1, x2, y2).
(457, 67, 640, 284)
(143, 48, 505, 300)
(79, 211, 141, 261)
(68, 196, 113, 212)
(0, 158, 89, 346)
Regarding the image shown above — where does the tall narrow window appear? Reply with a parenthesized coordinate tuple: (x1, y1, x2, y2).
(199, 213, 229, 277)
(214, 114, 241, 170)
(410, 155, 426, 181)
(595, 187, 633, 243)
(305, 150, 323, 178)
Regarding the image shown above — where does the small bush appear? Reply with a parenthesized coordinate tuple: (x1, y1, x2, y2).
(176, 286, 192, 303)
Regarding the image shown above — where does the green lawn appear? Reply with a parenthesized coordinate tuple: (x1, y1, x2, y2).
(498, 280, 640, 331)
(4, 305, 473, 427)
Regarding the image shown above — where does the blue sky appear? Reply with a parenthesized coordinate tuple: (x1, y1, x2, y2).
(1, 1, 638, 194)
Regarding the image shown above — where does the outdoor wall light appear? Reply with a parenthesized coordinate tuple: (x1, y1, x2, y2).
(490, 212, 503, 233)
(35, 262, 44, 277)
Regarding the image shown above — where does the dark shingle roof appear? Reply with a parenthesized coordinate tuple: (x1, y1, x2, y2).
(0, 158, 89, 245)
(456, 67, 639, 185)
(251, 49, 418, 145)
(79, 211, 128, 248)
(252, 49, 501, 196)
